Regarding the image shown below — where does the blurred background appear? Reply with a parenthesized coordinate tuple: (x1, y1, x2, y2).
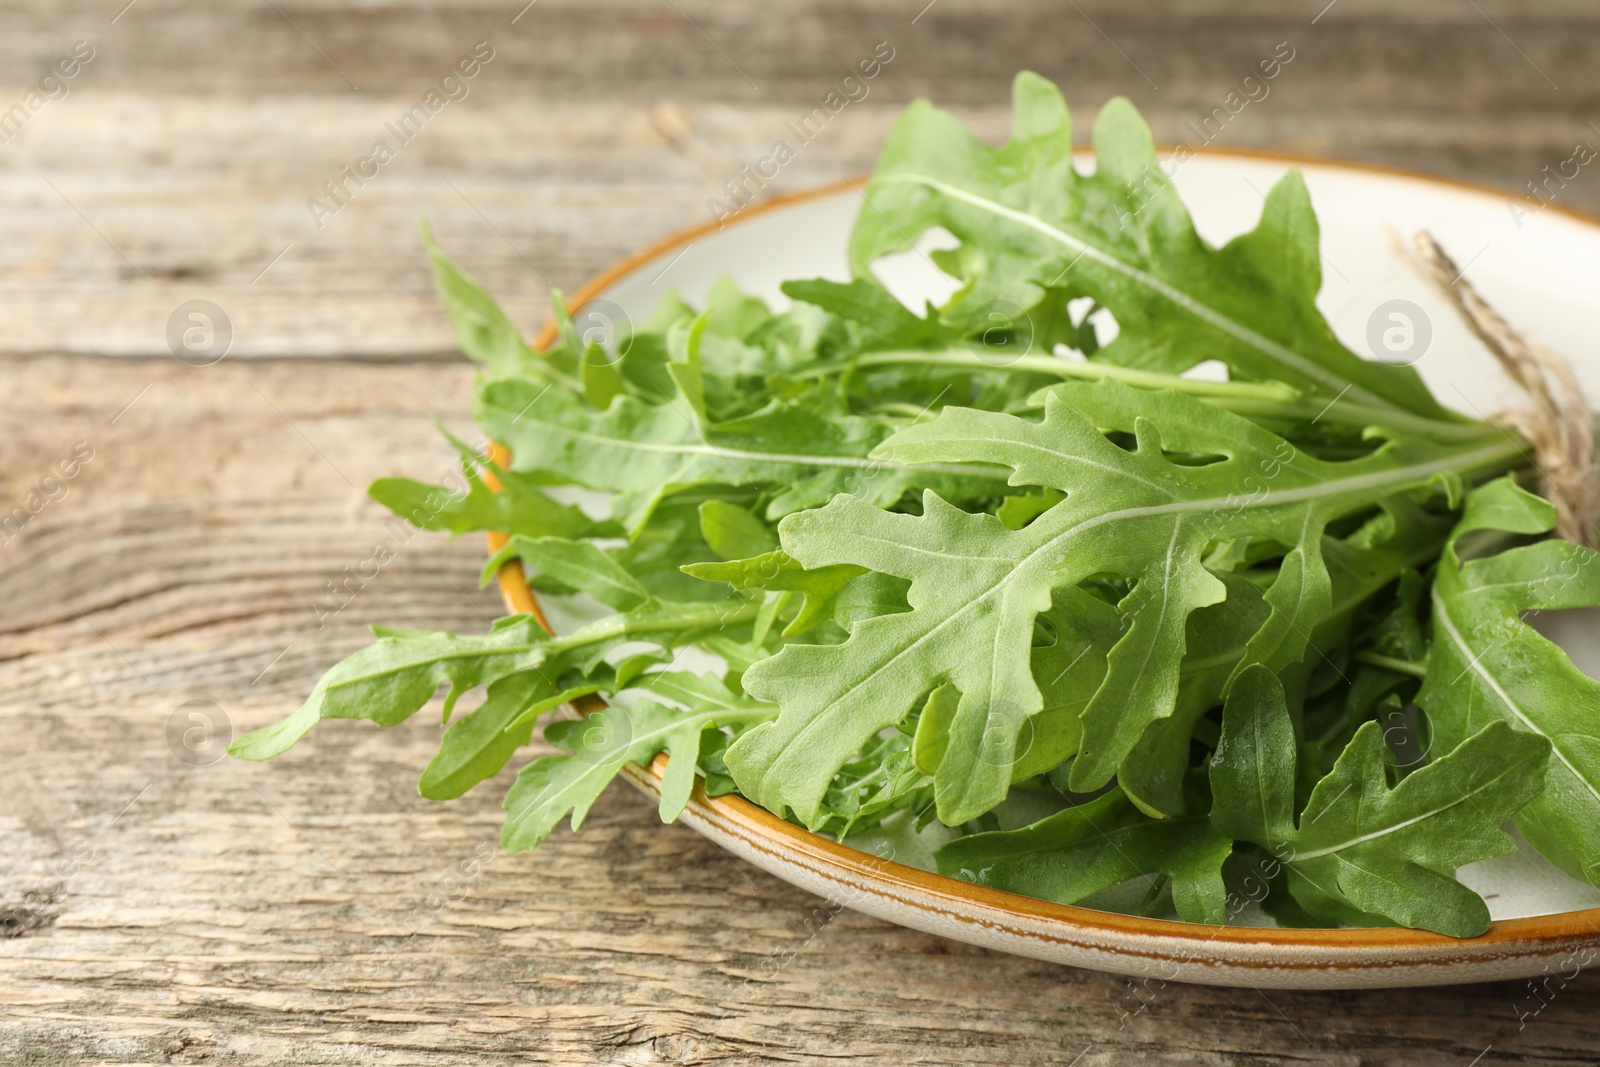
(7, 0, 1596, 357)
(4, 2, 1600, 1063)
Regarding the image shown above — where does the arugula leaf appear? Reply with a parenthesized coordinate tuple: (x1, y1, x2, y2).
(230, 615, 555, 760)
(726, 380, 1520, 826)
(369, 433, 602, 539)
(698, 499, 779, 560)
(701, 275, 773, 340)
(850, 73, 1455, 422)
(910, 683, 963, 775)
(1419, 477, 1600, 888)
(817, 728, 932, 840)
(477, 377, 1004, 532)
(610, 496, 729, 603)
(233, 598, 760, 760)
(417, 669, 562, 799)
(1126, 498, 1454, 817)
(501, 694, 775, 850)
(1212, 665, 1549, 936)
(421, 221, 548, 382)
(935, 788, 1231, 925)
(682, 551, 864, 637)
(1115, 571, 1270, 816)
(781, 276, 950, 352)
(484, 535, 651, 611)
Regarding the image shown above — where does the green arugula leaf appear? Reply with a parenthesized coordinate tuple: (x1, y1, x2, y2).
(580, 346, 625, 410)
(1212, 664, 1549, 936)
(910, 682, 963, 775)
(233, 598, 760, 762)
(1419, 477, 1600, 888)
(610, 496, 729, 603)
(484, 535, 651, 611)
(849, 72, 1455, 423)
(230, 615, 555, 760)
(698, 499, 779, 560)
(701, 275, 773, 340)
(1125, 498, 1454, 817)
(369, 434, 602, 539)
(478, 377, 1010, 533)
(996, 488, 1064, 530)
(727, 380, 1520, 826)
(682, 551, 864, 637)
(501, 696, 774, 850)
(781, 276, 950, 352)
(421, 221, 550, 382)
(934, 787, 1231, 925)
(418, 669, 561, 799)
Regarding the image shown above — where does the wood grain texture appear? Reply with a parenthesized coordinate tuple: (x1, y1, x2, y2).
(4, 1, 1600, 1062)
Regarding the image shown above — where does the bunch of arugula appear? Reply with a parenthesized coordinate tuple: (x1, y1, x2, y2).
(232, 73, 1600, 939)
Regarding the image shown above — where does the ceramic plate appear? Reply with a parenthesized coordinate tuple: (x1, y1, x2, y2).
(489, 153, 1600, 989)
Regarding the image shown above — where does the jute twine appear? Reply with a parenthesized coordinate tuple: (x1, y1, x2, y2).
(1409, 231, 1599, 549)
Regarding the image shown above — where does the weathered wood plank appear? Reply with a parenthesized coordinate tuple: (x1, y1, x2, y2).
(0, 2, 1597, 358)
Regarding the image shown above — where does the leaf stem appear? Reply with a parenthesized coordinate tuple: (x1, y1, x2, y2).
(1214, 396, 1499, 444)
(868, 400, 941, 421)
(794, 349, 1507, 444)
(549, 599, 761, 654)
(792, 348, 1296, 400)
(1352, 651, 1429, 679)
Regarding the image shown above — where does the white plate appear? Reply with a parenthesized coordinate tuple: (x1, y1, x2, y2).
(495, 153, 1600, 988)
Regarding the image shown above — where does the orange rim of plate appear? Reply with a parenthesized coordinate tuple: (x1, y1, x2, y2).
(479, 153, 1600, 956)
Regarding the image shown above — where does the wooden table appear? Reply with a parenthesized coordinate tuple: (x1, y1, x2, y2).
(5, 1, 1600, 1062)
